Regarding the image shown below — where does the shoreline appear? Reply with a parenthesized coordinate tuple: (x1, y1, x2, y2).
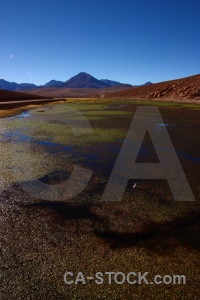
(0, 98, 67, 118)
(0, 97, 200, 119)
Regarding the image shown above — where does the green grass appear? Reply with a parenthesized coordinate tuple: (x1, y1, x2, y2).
(116, 99, 200, 109)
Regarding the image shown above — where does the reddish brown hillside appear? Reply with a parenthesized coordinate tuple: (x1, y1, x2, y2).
(0, 89, 48, 102)
(106, 74, 200, 101)
(18, 85, 133, 98)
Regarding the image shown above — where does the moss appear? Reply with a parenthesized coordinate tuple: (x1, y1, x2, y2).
(1, 99, 200, 299)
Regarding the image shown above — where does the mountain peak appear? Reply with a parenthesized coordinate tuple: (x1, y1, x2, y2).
(43, 79, 64, 87)
(64, 72, 109, 88)
(77, 72, 90, 76)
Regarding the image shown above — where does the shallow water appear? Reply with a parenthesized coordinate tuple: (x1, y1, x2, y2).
(1, 103, 200, 189)
(156, 123, 175, 127)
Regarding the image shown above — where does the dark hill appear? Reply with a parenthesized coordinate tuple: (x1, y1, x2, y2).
(0, 89, 47, 102)
(63, 72, 109, 88)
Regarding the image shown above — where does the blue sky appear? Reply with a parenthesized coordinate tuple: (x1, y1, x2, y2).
(0, 0, 199, 85)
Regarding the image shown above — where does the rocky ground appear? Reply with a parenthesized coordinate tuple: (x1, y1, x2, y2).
(106, 74, 200, 102)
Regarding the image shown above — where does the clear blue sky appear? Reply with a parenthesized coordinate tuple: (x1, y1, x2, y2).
(0, 0, 199, 85)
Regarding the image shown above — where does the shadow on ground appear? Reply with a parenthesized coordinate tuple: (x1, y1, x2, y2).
(25, 200, 200, 255)
(93, 210, 200, 253)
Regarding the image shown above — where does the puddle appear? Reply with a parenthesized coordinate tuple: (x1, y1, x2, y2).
(2, 110, 32, 121)
(3, 129, 119, 177)
(178, 151, 200, 164)
(156, 123, 176, 128)
(19, 111, 31, 118)
(3, 130, 73, 153)
(4, 130, 32, 142)
(3, 122, 200, 181)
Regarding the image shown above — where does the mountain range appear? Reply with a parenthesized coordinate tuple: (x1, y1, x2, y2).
(0, 72, 152, 91)
(0, 74, 199, 102)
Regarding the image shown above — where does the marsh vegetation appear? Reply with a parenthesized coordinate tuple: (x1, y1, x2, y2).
(0, 99, 200, 299)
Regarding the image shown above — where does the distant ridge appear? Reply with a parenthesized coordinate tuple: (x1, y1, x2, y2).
(0, 72, 138, 91)
(43, 80, 64, 88)
(0, 79, 37, 91)
(100, 79, 132, 87)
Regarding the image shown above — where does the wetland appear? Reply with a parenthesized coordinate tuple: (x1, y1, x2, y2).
(0, 99, 200, 299)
